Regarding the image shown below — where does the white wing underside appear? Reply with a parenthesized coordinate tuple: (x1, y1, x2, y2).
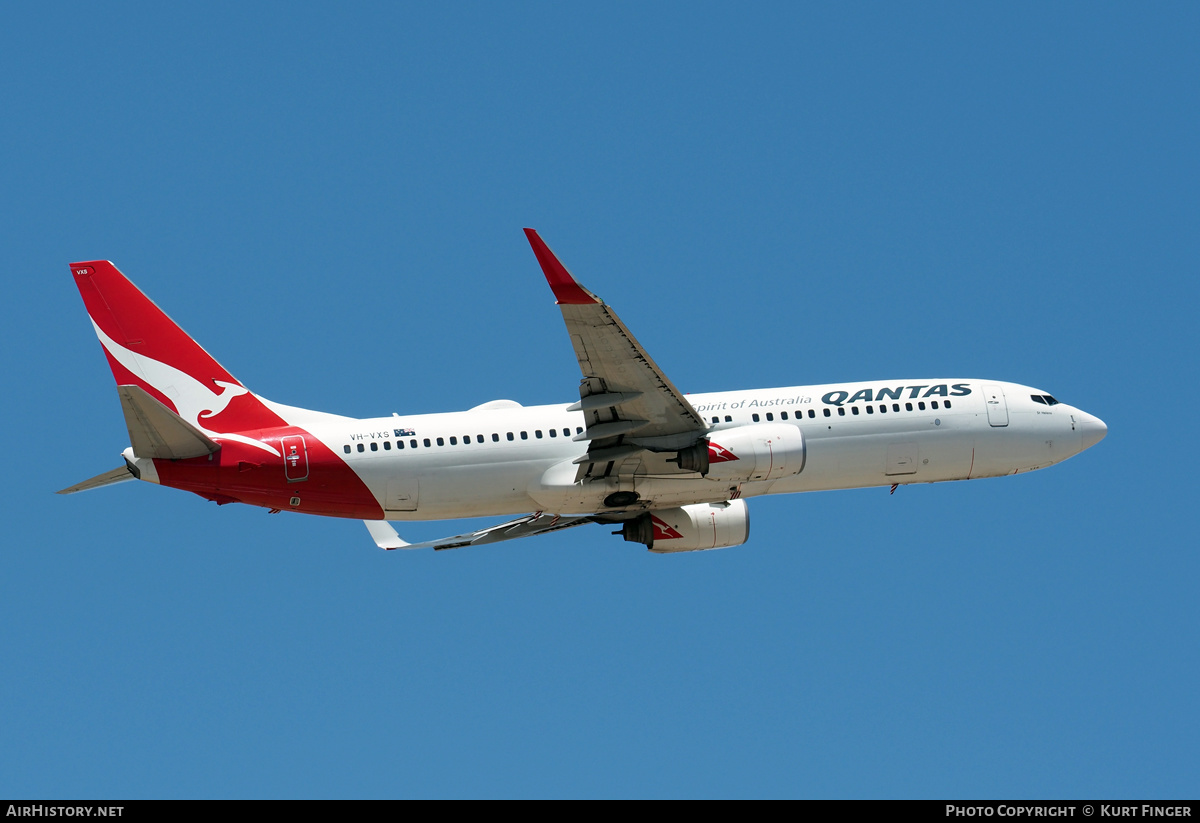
(365, 512, 595, 551)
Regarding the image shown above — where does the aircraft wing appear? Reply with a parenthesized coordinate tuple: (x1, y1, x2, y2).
(524, 230, 708, 470)
(365, 512, 595, 551)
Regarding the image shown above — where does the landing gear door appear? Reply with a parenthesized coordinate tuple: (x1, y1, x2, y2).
(984, 384, 1009, 427)
(282, 435, 310, 482)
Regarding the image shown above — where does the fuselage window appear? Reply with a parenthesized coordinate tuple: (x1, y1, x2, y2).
(357, 443, 365, 453)
(851, 406, 860, 415)
(905, 402, 913, 412)
(879, 404, 886, 413)
(563, 428, 571, 437)
(781, 411, 788, 420)
(437, 437, 445, 446)
(397, 440, 405, 449)
(492, 433, 500, 442)
(384, 441, 391, 450)
(535, 430, 543, 439)
(837, 407, 845, 417)
(463, 435, 471, 444)
(423, 438, 431, 447)
(507, 432, 514, 441)
(944, 400, 952, 409)
(931, 401, 939, 410)
(369, 442, 377, 451)
(893, 404, 900, 412)
(823, 408, 831, 418)
(521, 431, 528, 440)
(711, 416, 719, 424)
(449, 436, 457, 445)
(809, 409, 816, 418)
(866, 406, 874, 414)
(752, 413, 760, 422)
(343, 445, 351, 454)
(766, 412, 774, 421)
(549, 428, 557, 437)
(576, 427, 583, 434)
(724, 415, 732, 423)
(477, 435, 484, 443)
(918, 402, 926, 411)
(411, 439, 418, 449)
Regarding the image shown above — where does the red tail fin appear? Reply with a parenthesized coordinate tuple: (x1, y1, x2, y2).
(70, 261, 286, 435)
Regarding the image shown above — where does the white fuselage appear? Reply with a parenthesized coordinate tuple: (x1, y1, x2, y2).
(291, 379, 1103, 521)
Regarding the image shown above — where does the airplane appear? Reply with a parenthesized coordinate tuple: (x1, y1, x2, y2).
(59, 229, 1107, 553)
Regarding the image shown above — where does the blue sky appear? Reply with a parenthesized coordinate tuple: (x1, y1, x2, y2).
(2, 2, 1196, 798)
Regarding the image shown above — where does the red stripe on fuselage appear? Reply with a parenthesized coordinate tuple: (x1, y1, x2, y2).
(154, 427, 383, 519)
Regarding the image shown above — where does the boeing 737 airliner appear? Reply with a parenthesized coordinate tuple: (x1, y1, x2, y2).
(60, 230, 1107, 552)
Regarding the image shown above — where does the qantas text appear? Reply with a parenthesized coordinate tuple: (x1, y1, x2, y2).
(693, 384, 972, 414)
(823, 383, 972, 406)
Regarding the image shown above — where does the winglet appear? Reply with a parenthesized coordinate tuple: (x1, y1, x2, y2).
(523, 229, 600, 305)
(364, 520, 411, 550)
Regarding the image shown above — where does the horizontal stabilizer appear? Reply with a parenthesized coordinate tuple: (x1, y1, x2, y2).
(57, 464, 135, 495)
(365, 512, 594, 551)
(119, 385, 220, 460)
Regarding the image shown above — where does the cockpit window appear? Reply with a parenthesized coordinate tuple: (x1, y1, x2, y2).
(1031, 395, 1046, 405)
(1043, 395, 1059, 405)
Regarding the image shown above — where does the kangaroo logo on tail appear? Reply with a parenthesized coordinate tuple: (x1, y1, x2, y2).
(91, 320, 278, 455)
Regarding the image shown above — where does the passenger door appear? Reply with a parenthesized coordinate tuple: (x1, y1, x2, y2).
(983, 384, 1009, 427)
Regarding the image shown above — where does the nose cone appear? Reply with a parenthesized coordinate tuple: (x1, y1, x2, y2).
(1078, 412, 1107, 452)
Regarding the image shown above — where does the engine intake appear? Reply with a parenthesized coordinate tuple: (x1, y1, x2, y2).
(618, 500, 750, 553)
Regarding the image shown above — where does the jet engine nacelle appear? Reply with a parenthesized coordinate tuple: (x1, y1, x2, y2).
(619, 499, 750, 553)
(675, 424, 806, 482)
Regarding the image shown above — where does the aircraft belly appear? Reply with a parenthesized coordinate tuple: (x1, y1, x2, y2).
(380, 460, 546, 520)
